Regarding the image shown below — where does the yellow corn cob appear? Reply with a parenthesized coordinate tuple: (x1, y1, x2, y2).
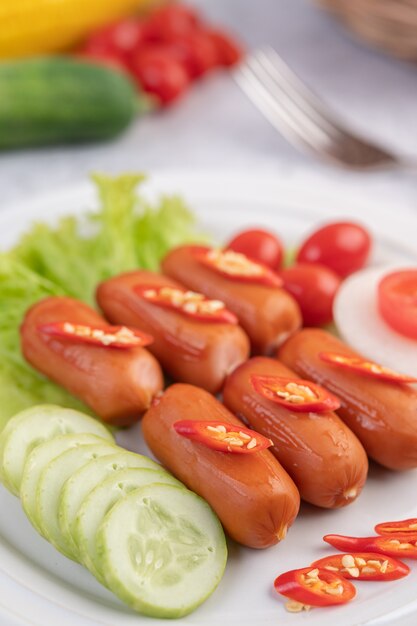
(0, 0, 162, 60)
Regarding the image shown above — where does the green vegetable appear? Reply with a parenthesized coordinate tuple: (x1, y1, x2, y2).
(21, 433, 112, 534)
(37, 441, 117, 558)
(74, 468, 182, 583)
(12, 174, 202, 305)
(58, 451, 162, 559)
(0, 57, 141, 150)
(0, 174, 205, 429)
(96, 483, 227, 618)
(0, 404, 114, 495)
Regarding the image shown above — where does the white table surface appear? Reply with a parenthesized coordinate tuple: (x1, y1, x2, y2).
(1, 0, 417, 214)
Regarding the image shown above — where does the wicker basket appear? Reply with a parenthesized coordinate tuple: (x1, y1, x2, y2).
(317, 0, 417, 60)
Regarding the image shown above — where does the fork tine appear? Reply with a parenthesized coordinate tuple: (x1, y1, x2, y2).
(235, 65, 324, 154)
(236, 47, 398, 169)
(258, 47, 347, 139)
(238, 56, 335, 153)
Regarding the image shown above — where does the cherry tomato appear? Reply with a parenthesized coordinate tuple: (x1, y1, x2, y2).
(81, 19, 148, 63)
(311, 553, 410, 582)
(144, 4, 200, 41)
(378, 269, 417, 340)
(297, 221, 372, 278)
(319, 352, 417, 383)
(38, 322, 153, 349)
(195, 247, 283, 287)
(250, 374, 340, 412)
(168, 31, 219, 78)
(207, 29, 243, 66)
(135, 284, 238, 324)
(375, 518, 417, 535)
(324, 534, 417, 559)
(131, 45, 190, 105)
(226, 228, 284, 270)
(274, 566, 356, 608)
(173, 420, 273, 454)
(278, 263, 341, 326)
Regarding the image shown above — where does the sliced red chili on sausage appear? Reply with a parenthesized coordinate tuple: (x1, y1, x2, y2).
(274, 566, 356, 611)
(324, 534, 417, 559)
(194, 248, 283, 287)
(250, 374, 340, 412)
(173, 420, 273, 454)
(311, 552, 410, 581)
(134, 285, 238, 324)
(375, 518, 417, 535)
(319, 352, 417, 383)
(38, 322, 153, 348)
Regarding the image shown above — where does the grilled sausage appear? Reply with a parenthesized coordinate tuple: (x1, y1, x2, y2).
(141, 383, 300, 549)
(223, 357, 368, 508)
(279, 328, 417, 470)
(162, 245, 302, 355)
(21, 296, 163, 426)
(96, 271, 250, 393)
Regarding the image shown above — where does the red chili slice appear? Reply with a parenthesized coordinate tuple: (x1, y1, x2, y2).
(324, 534, 417, 559)
(319, 352, 417, 383)
(274, 566, 356, 609)
(250, 374, 340, 412)
(375, 518, 417, 535)
(173, 420, 273, 454)
(134, 285, 238, 324)
(38, 322, 153, 348)
(311, 552, 410, 582)
(194, 248, 283, 287)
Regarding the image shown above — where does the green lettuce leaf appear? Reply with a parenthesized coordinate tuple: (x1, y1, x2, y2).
(12, 173, 204, 306)
(0, 173, 206, 429)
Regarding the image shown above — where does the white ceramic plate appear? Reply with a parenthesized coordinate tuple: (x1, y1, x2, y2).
(0, 171, 417, 626)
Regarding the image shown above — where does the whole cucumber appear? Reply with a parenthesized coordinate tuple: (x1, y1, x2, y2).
(0, 57, 142, 149)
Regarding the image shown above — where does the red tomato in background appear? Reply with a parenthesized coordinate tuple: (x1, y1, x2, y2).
(81, 19, 148, 63)
(296, 222, 372, 278)
(226, 229, 284, 270)
(378, 269, 417, 340)
(279, 263, 341, 326)
(168, 31, 219, 78)
(144, 4, 200, 41)
(131, 46, 190, 104)
(207, 29, 243, 66)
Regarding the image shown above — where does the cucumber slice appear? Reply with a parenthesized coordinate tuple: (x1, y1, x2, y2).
(58, 451, 162, 557)
(0, 405, 113, 495)
(96, 484, 227, 618)
(36, 442, 117, 560)
(21, 433, 110, 534)
(74, 468, 183, 584)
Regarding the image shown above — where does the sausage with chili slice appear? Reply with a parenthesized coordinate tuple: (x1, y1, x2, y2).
(162, 245, 302, 354)
(96, 270, 250, 393)
(20, 296, 163, 426)
(278, 328, 417, 470)
(141, 383, 300, 549)
(223, 357, 368, 508)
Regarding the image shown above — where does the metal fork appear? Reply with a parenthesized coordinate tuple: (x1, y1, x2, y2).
(235, 47, 413, 170)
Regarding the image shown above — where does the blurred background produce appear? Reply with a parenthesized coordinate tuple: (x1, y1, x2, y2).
(0, 0, 416, 212)
(0, 1, 243, 150)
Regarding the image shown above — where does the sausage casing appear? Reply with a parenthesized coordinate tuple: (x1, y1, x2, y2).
(21, 296, 163, 426)
(223, 356, 368, 508)
(162, 245, 302, 355)
(96, 270, 250, 393)
(141, 383, 300, 549)
(279, 328, 417, 470)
